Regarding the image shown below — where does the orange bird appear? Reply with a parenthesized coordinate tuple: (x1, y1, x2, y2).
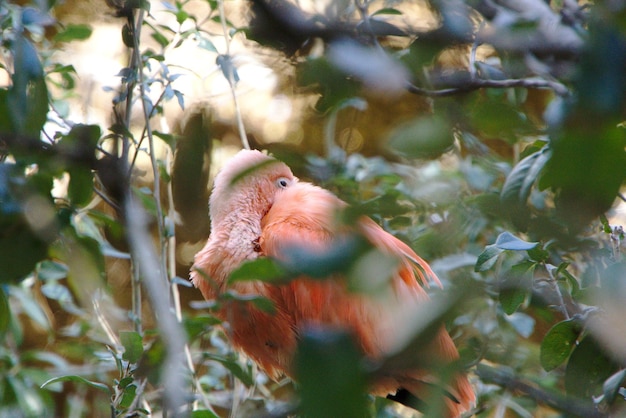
(191, 149, 475, 417)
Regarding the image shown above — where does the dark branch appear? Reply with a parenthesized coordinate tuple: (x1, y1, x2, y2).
(476, 364, 606, 418)
(406, 77, 570, 97)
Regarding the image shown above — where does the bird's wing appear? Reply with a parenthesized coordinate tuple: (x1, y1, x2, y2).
(261, 182, 475, 416)
(260, 182, 435, 356)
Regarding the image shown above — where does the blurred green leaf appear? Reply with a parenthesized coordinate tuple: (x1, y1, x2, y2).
(222, 291, 276, 315)
(347, 249, 398, 294)
(0, 287, 9, 338)
(41, 375, 110, 393)
(136, 339, 166, 385)
(54, 24, 92, 42)
(295, 328, 368, 418)
(0, 223, 48, 283)
(387, 115, 455, 159)
(8, 35, 48, 136)
(540, 319, 581, 371)
(120, 331, 144, 364)
(67, 167, 94, 207)
(191, 410, 220, 418)
(499, 260, 535, 315)
(372, 8, 402, 16)
(469, 95, 534, 139)
(542, 124, 626, 228)
(228, 258, 287, 284)
(565, 336, 619, 399)
(297, 58, 360, 113)
(204, 353, 254, 387)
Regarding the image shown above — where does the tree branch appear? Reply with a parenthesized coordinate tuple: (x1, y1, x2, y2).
(476, 364, 606, 418)
(406, 76, 570, 97)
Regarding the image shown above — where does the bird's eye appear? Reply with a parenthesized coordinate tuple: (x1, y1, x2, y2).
(275, 177, 291, 189)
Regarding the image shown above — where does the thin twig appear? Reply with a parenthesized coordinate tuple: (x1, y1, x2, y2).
(406, 77, 570, 97)
(218, 0, 250, 150)
(544, 264, 571, 320)
(476, 364, 605, 418)
(124, 193, 188, 413)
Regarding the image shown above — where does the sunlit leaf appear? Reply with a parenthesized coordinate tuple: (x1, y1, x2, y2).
(54, 24, 92, 42)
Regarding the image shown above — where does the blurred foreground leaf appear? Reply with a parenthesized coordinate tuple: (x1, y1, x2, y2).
(295, 328, 368, 418)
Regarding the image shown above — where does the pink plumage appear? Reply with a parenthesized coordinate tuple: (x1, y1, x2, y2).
(191, 149, 474, 417)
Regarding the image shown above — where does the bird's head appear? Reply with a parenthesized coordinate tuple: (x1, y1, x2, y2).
(209, 149, 297, 226)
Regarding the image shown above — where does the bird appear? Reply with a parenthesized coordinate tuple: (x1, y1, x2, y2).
(191, 149, 475, 417)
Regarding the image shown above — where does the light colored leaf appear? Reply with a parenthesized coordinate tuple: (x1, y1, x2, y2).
(41, 375, 110, 393)
(494, 231, 538, 251)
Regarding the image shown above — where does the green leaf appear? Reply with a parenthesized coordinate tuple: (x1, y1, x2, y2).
(191, 410, 220, 418)
(494, 231, 538, 251)
(222, 291, 276, 315)
(54, 24, 93, 42)
(501, 147, 550, 205)
(387, 115, 455, 159)
(136, 339, 166, 385)
(41, 375, 110, 393)
(197, 34, 217, 52)
(295, 328, 368, 418)
(499, 260, 535, 314)
(542, 123, 626, 228)
(372, 7, 402, 16)
(540, 319, 581, 371)
(204, 353, 255, 387)
(122, 23, 134, 48)
(151, 30, 169, 48)
(565, 336, 619, 398)
(118, 383, 137, 408)
(68, 167, 94, 207)
(0, 223, 48, 283)
(228, 258, 287, 284)
(474, 244, 504, 272)
(120, 331, 144, 364)
(0, 287, 9, 338)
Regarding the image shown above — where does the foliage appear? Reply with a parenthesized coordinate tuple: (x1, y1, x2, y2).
(0, 0, 625, 417)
